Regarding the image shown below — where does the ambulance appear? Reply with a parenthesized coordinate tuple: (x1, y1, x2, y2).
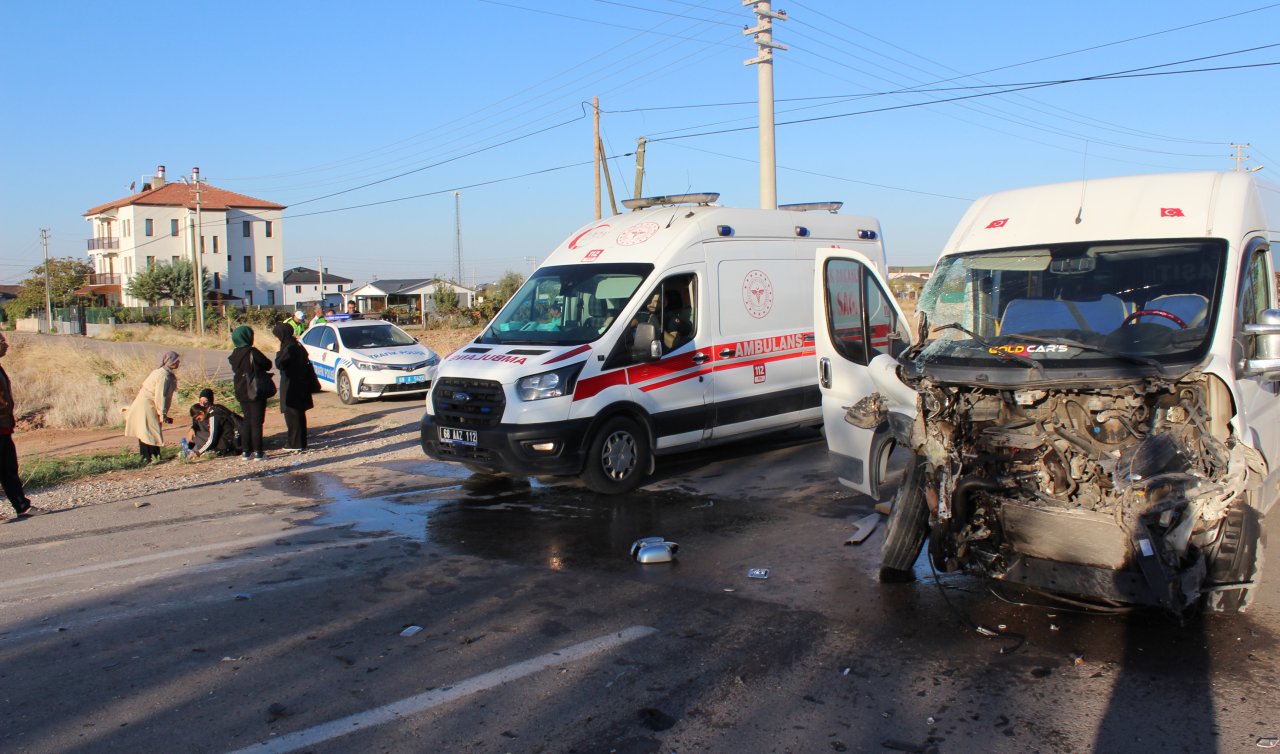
(816, 171, 1279, 613)
(420, 193, 886, 493)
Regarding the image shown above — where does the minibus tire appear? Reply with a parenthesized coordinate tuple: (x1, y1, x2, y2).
(1202, 503, 1264, 613)
(583, 416, 650, 494)
(880, 454, 929, 583)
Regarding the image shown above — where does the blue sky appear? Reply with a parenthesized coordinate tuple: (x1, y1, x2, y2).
(3, 1, 1278, 286)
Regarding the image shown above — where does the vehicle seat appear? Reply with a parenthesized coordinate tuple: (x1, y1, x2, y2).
(1146, 294, 1209, 328)
(1000, 294, 1128, 334)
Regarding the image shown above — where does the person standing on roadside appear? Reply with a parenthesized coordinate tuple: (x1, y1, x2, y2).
(272, 322, 318, 452)
(285, 310, 308, 337)
(0, 333, 39, 519)
(346, 300, 363, 319)
(308, 305, 327, 329)
(123, 351, 180, 463)
(229, 326, 272, 461)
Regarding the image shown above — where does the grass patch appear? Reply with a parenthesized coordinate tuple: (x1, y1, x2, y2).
(22, 447, 178, 489)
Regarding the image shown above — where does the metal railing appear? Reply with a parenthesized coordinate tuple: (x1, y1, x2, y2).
(87, 238, 120, 250)
(86, 273, 122, 286)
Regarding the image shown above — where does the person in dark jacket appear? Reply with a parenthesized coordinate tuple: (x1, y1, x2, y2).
(0, 333, 38, 519)
(272, 322, 317, 451)
(229, 325, 273, 461)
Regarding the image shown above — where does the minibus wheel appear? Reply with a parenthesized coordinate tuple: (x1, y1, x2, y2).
(880, 453, 930, 583)
(583, 416, 651, 494)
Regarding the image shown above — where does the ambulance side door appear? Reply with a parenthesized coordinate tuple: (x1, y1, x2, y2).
(814, 248, 916, 499)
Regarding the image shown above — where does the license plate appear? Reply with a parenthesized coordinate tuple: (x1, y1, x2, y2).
(395, 374, 427, 384)
(438, 427, 477, 446)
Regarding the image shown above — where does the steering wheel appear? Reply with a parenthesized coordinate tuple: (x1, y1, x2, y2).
(1123, 309, 1187, 329)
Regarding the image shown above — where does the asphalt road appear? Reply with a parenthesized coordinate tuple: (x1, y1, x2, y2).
(1, 409, 1277, 753)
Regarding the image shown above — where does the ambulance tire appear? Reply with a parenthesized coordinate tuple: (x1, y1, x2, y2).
(583, 416, 651, 495)
(337, 371, 359, 405)
(1202, 503, 1264, 613)
(879, 454, 929, 583)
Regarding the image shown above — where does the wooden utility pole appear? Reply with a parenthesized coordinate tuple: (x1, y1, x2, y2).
(596, 137, 617, 216)
(633, 136, 647, 200)
(40, 228, 52, 332)
(593, 97, 602, 219)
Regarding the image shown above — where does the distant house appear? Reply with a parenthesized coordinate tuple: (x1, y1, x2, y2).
(83, 165, 286, 307)
(888, 265, 933, 282)
(0, 284, 20, 304)
(346, 278, 475, 314)
(282, 266, 353, 309)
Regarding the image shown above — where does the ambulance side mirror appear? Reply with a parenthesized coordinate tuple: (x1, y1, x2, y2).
(632, 322, 661, 362)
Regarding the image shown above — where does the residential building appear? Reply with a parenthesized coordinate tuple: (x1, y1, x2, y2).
(345, 278, 475, 314)
(282, 266, 353, 309)
(82, 165, 287, 307)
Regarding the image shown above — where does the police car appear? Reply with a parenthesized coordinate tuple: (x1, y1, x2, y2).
(299, 317, 439, 404)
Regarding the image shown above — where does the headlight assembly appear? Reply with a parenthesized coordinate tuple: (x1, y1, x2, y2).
(516, 362, 585, 401)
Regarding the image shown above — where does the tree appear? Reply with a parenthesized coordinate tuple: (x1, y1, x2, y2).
(494, 270, 524, 305)
(126, 259, 209, 306)
(432, 279, 460, 314)
(3, 257, 92, 319)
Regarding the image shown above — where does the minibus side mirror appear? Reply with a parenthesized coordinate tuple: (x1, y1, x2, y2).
(631, 322, 662, 362)
(1241, 308, 1280, 378)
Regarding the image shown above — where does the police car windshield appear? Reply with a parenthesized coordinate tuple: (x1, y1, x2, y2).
(913, 239, 1226, 369)
(481, 263, 653, 345)
(337, 323, 416, 349)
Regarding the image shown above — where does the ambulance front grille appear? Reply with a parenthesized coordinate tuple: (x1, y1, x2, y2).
(433, 378, 505, 427)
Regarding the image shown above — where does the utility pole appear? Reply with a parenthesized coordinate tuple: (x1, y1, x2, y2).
(40, 228, 52, 333)
(317, 256, 325, 309)
(454, 191, 463, 284)
(633, 136, 648, 199)
(593, 97, 602, 220)
(596, 136, 618, 216)
(191, 168, 205, 335)
(743, 0, 787, 209)
(1231, 143, 1256, 172)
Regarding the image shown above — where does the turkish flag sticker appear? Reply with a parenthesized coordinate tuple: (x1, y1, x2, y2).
(1161, 207, 1185, 217)
(985, 218, 1009, 229)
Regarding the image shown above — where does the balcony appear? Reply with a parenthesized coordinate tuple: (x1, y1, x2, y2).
(87, 237, 120, 251)
(86, 273, 121, 286)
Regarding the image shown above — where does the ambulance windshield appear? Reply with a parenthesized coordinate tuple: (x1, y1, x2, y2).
(913, 239, 1226, 369)
(481, 263, 653, 346)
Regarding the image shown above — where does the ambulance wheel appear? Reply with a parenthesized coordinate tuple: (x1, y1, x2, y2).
(1202, 503, 1264, 613)
(337, 371, 359, 405)
(880, 454, 930, 583)
(583, 416, 650, 494)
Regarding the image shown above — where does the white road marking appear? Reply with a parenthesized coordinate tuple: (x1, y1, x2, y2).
(1, 525, 346, 590)
(225, 625, 660, 754)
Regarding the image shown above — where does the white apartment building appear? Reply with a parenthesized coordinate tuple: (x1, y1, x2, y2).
(282, 266, 353, 309)
(83, 166, 287, 307)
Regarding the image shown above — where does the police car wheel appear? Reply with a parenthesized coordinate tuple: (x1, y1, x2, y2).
(583, 416, 650, 495)
(337, 371, 359, 405)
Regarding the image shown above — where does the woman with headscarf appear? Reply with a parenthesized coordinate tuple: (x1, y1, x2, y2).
(123, 351, 180, 463)
(229, 325, 272, 461)
(272, 322, 317, 452)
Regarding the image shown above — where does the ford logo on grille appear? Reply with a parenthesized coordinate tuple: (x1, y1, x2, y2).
(454, 392, 472, 402)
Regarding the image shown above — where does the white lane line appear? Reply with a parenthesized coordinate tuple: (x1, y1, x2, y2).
(226, 625, 659, 754)
(1, 525, 346, 590)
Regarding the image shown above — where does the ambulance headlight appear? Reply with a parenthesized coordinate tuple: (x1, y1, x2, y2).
(516, 363, 585, 401)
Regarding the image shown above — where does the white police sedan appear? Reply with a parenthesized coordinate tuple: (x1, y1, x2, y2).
(299, 317, 439, 404)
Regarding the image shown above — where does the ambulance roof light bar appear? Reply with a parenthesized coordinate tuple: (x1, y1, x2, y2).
(778, 202, 843, 213)
(622, 193, 720, 211)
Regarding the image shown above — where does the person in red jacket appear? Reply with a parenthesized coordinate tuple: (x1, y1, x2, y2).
(0, 333, 38, 519)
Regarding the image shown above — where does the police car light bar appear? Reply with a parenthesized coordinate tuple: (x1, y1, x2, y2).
(621, 193, 720, 210)
(778, 202, 843, 213)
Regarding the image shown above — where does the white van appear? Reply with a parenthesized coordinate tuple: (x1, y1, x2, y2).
(816, 171, 1279, 613)
(421, 193, 885, 493)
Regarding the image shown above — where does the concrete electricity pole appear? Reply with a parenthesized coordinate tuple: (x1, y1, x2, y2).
(593, 97, 602, 220)
(454, 191, 463, 284)
(744, 0, 787, 209)
(40, 228, 52, 332)
(317, 257, 325, 309)
(191, 168, 206, 335)
(1231, 143, 1261, 172)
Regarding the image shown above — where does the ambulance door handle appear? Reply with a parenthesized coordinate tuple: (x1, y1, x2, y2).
(692, 352, 711, 364)
(820, 357, 832, 388)
(718, 348, 735, 358)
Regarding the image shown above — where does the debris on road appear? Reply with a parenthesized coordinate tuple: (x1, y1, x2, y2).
(747, 568, 770, 579)
(267, 702, 291, 721)
(1258, 737, 1279, 748)
(844, 513, 880, 545)
(400, 625, 423, 637)
(631, 537, 678, 563)
(234, 593, 253, 601)
(874, 501, 893, 515)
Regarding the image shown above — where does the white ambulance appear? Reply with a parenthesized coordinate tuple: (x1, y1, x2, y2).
(420, 193, 886, 493)
(816, 171, 1279, 613)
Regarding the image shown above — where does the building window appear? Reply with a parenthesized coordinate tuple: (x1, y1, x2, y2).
(200, 236, 205, 254)
(265, 221, 273, 238)
(171, 219, 179, 236)
(246, 291, 254, 305)
(171, 255, 179, 263)
(295, 285, 302, 294)
(214, 272, 221, 290)
(266, 256, 274, 273)
(146, 256, 156, 269)
(337, 284, 344, 292)
(144, 219, 153, 236)
(242, 220, 251, 237)
(213, 236, 219, 254)
(267, 289, 276, 305)
(243, 256, 252, 273)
